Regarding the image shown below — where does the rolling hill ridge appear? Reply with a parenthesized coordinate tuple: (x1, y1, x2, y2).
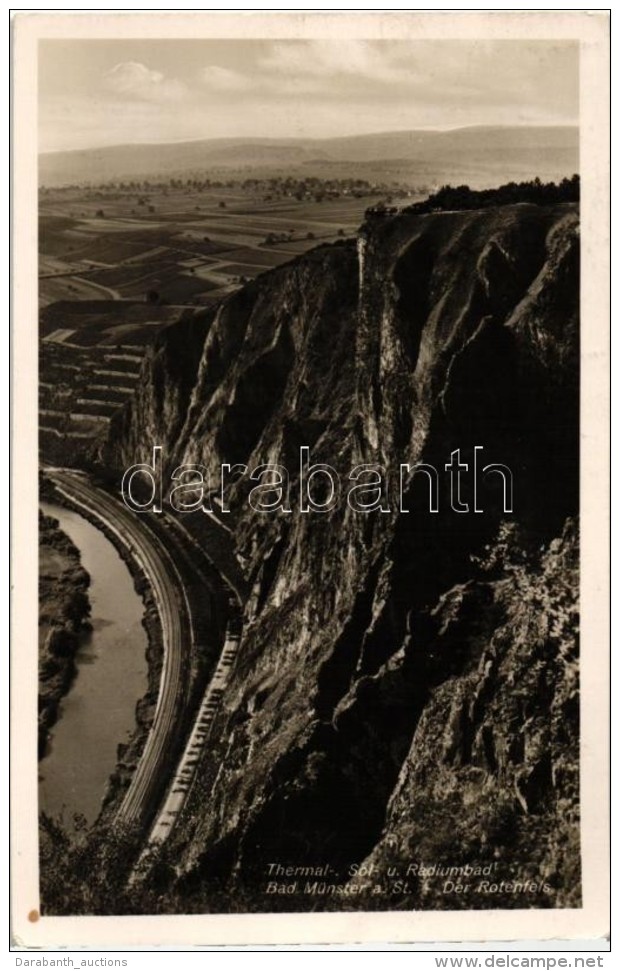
(40, 125, 579, 188)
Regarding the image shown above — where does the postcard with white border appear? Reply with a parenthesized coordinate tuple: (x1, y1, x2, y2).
(11, 10, 610, 949)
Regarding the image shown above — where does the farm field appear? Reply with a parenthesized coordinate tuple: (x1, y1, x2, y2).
(40, 300, 186, 346)
(38, 178, 413, 464)
(39, 184, 387, 302)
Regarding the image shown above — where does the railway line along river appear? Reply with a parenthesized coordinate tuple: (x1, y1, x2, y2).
(39, 500, 148, 825)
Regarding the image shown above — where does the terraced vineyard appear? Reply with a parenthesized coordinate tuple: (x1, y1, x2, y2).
(40, 341, 144, 465)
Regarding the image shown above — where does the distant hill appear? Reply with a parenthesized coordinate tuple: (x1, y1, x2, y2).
(39, 125, 579, 188)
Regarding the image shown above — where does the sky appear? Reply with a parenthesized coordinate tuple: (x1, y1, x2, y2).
(38, 39, 579, 153)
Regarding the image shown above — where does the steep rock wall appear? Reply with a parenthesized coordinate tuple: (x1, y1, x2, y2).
(105, 203, 580, 911)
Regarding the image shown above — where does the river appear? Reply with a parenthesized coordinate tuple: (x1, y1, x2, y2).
(39, 501, 148, 825)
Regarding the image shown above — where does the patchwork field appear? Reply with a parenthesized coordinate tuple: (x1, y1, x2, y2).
(39, 185, 386, 303)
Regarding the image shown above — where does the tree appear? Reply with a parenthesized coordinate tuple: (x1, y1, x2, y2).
(403, 175, 580, 216)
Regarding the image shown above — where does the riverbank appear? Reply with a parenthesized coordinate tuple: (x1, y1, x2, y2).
(40, 475, 165, 820)
(40, 470, 231, 848)
(38, 511, 92, 759)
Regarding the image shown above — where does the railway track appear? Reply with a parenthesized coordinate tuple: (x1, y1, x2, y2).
(143, 602, 242, 851)
(46, 469, 248, 871)
(48, 470, 194, 828)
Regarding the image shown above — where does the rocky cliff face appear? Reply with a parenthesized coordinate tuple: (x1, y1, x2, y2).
(105, 202, 580, 911)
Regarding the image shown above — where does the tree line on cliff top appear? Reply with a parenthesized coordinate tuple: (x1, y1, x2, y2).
(403, 174, 579, 215)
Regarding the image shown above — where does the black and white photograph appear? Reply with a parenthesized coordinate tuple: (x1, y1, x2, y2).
(11, 10, 610, 948)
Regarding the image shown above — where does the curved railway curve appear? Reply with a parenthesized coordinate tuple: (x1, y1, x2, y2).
(48, 469, 195, 828)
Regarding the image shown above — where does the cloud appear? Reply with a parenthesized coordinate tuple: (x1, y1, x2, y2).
(103, 62, 187, 103)
(252, 39, 578, 113)
(258, 40, 412, 85)
(198, 66, 253, 92)
(197, 42, 415, 100)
